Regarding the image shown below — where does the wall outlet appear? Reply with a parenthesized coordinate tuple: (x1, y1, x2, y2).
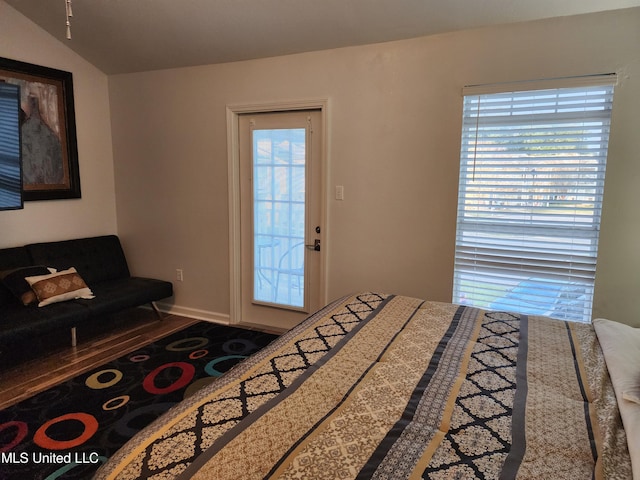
(176, 268, 184, 281)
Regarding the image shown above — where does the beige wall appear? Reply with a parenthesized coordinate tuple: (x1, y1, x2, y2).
(109, 8, 640, 325)
(0, 2, 117, 247)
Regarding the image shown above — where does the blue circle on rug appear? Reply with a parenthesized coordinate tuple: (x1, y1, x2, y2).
(114, 403, 176, 438)
(204, 355, 247, 377)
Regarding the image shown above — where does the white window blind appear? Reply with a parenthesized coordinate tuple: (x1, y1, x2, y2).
(453, 77, 615, 323)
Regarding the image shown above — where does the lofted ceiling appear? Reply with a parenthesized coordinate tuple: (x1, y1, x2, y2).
(5, 0, 640, 75)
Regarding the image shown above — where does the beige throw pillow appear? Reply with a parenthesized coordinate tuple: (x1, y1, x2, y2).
(25, 267, 95, 307)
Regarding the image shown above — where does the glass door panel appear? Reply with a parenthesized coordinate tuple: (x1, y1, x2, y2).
(252, 128, 306, 308)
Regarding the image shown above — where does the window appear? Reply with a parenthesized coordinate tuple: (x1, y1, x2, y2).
(453, 76, 616, 323)
(0, 82, 22, 211)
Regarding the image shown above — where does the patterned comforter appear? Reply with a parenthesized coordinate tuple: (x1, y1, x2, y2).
(95, 293, 632, 479)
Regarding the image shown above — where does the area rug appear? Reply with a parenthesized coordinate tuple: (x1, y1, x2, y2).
(0, 321, 279, 480)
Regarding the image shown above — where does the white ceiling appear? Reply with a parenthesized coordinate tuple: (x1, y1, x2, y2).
(5, 0, 640, 75)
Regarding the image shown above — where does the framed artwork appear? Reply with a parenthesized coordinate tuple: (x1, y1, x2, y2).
(0, 57, 80, 200)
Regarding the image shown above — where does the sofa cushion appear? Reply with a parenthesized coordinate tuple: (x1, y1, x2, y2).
(26, 267, 95, 307)
(0, 265, 53, 305)
(0, 301, 90, 346)
(77, 277, 173, 316)
(27, 235, 131, 286)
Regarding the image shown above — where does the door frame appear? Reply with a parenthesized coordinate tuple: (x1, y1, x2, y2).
(226, 99, 329, 326)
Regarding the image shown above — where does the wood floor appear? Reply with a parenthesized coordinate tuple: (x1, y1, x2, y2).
(0, 309, 199, 410)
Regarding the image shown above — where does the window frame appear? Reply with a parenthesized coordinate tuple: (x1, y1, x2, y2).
(452, 75, 616, 323)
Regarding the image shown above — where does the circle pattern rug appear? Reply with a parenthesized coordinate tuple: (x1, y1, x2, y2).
(0, 322, 279, 480)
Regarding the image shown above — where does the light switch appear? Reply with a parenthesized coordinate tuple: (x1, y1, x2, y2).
(336, 185, 344, 200)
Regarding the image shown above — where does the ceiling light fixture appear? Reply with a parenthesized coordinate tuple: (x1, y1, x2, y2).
(65, 0, 73, 39)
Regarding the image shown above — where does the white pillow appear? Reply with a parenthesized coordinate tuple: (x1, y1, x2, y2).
(623, 388, 640, 404)
(593, 318, 640, 479)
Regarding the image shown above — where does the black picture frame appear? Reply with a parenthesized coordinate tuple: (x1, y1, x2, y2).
(0, 57, 80, 201)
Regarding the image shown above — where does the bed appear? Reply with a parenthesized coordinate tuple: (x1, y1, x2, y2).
(95, 292, 635, 479)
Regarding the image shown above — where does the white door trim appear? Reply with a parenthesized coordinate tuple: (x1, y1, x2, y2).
(226, 99, 329, 325)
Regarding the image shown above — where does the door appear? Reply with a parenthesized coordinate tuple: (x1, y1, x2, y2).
(239, 110, 323, 330)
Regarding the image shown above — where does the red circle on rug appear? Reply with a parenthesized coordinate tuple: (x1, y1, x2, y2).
(189, 349, 209, 360)
(33, 413, 98, 450)
(0, 421, 28, 452)
(142, 362, 195, 394)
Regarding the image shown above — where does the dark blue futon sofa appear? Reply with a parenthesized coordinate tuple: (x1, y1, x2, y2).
(0, 235, 173, 365)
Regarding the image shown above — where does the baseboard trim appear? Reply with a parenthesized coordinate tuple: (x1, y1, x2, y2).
(143, 302, 231, 324)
